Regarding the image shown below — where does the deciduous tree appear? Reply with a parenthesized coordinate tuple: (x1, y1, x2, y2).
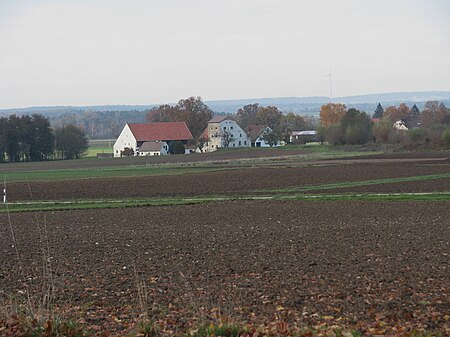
(256, 106, 283, 131)
(383, 104, 410, 123)
(421, 101, 447, 128)
(235, 104, 259, 129)
(146, 97, 213, 140)
(221, 130, 234, 148)
(319, 103, 346, 127)
(261, 130, 279, 147)
(55, 125, 89, 160)
(278, 112, 307, 143)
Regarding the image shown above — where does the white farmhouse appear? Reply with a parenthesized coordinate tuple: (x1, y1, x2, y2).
(113, 122, 193, 157)
(203, 116, 250, 152)
(244, 125, 280, 147)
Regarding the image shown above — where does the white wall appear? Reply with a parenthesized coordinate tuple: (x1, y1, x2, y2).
(205, 119, 250, 152)
(254, 126, 279, 147)
(137, 142, 169, 156)
(113, 124, 137, 157)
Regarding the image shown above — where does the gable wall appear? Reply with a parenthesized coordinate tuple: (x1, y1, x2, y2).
(113, 124, 137, 157)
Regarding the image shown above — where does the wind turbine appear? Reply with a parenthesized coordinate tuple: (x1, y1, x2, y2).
(326, 66, 333, 103)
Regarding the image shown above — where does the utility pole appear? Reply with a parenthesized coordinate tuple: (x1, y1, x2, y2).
(3, 176, 6, 204)
(328, 66, 333, 103)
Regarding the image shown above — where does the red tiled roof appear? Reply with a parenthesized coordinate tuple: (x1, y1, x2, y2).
(200, 127, 209, 140)
(128, 122, 193, 142)
(245, 125, 269, 142)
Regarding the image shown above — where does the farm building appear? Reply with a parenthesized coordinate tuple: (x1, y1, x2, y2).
(137, 141, 169, 156)
(290, 130, 317, 144)
(245, 125, 279, 147)
(203, 116, 250, 152)
(113, 122, 193, 157)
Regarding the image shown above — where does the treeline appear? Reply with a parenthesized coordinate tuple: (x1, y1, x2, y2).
(49, 110, 148, 139)
(47, 100, 318, 140)
(0, 115, 88, 163)
(318, 101, 450, 147)
(146, 97, 318, 145)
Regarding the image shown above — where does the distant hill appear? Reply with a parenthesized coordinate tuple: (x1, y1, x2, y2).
(1, 91, 449, 117)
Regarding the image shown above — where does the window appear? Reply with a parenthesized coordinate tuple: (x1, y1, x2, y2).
(231, 126, 234, 130)
(244, 141, 247, 145)
(238, 141, 241, 145)
(223, 127, 226, 130)
(240, 133, 242, 138)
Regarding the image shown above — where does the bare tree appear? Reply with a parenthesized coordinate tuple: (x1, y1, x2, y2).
(221, 130, 234, 148)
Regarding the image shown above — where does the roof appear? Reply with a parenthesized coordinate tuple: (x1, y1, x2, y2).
(245, 125, 269, 142)
(292, 130, 316, 136)
(200, 128, 209, 140)
(139, 141, 166, 152)
(128, 122, 193, 142)
(208, 115, 234, 123)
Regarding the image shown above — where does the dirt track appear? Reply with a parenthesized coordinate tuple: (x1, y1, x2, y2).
(1, 201, 449, 331)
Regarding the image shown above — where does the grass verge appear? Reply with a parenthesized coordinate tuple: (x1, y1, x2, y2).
(2, 192, 449, 213)
(258, 173, 450, 193)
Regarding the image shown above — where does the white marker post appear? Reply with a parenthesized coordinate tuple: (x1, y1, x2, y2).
(3, 188, 6, 204)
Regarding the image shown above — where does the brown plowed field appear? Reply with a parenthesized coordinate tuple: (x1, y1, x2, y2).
(1, 201, 449, 332)
(8, 159, 450, 201)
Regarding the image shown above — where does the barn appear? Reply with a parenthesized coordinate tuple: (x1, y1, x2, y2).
(113, 122, 193, 157)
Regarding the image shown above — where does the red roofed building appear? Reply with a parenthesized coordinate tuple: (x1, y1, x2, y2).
(113, 122, 193, 157)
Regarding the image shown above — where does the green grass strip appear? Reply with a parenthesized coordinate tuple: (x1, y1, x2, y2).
(259, 173, 450, 193)
(275, 192, 450, 202)
(2, 192, 449, 213)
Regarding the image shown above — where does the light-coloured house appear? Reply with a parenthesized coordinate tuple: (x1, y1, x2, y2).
(393, 120, 408, 131)
(137, 141, 169, 156)
(203, 116, 250, 152)
(184, 144, 199, 154)
(113, 122, 193, 157)
(244, 125, 279, 147)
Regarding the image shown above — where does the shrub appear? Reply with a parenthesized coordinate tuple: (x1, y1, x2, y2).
(408, 128, 429, 146)
(121, 147, 135, 156)
(429, 124, 447, 146)
(169, 141, 185, 154)
(372, 119, 392, 143)
(324, 125, 344, 145)
(443, 129, 450, 147)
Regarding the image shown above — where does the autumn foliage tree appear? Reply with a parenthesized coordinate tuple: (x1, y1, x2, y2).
(382, 103, 410, 123)
(319, 103, 347, 127)
(421, 101, 448, 128)
(235, 104, 260, 129)
(146, 97, 213, 140)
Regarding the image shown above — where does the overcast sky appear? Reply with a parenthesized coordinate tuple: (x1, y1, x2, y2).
(0, 0, 449, 108)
